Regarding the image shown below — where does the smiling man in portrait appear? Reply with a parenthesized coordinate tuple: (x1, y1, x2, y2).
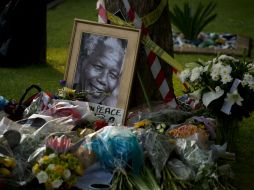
(74, 33, 127, 107)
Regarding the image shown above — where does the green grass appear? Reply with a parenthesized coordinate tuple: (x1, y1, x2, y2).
(1, 0, 254, 189)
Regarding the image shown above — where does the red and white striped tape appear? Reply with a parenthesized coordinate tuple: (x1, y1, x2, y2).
(96, 0, 176, 107)
(96, 0, 107, 23)
(121, 0, 176, 106)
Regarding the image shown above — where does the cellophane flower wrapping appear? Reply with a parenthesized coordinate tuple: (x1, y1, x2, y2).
(127, 106, 194, 128)
(84, 126, 143, 174)
(141, 129, 176, 179)
(24, 92, 52, 118)
(0, 115, 76, 185)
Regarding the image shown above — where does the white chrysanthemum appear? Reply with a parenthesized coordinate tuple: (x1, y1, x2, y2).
(242, 73, 254, 87)
(210, 70, 220, 81)
(63, 169, 71, 180)
(190, 66, 203, 82)
(36, 171, 48, 184)
(211, 62, 223, 73)
(52, 179, 63, 189)
(221, 74, 233, 84)
(203, 65, 209, 72)
(220, 65, 232, 76)
(218, 54, 237, 62)
(47, 164, 55, 170)
(225, 90, 243, 106)
(248, 81, 254, 91)
(179, 69, 191, 83)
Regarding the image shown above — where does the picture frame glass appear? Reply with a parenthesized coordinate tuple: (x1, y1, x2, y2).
(73, 33, 128, 107)
(64, 19, 141, 121)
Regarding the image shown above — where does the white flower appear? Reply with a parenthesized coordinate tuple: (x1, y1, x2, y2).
(210, 63, 223, 81)
(248, 81, 254, 91)
(190, 66, 203, 82)
(225, 90, 243, 106)
(63, 169, 71, 179)
(47, 164, 55, 170)
(48, 153, 56, 159)
(203, 65, 209, 72)
(52, 179, 63, 189)
(220, 65, 232, 76)
(179, 69, 191, 83)
(36, 171, 48, 184)
(202, 88, 224, 107)
(211, 71, 220, 81)
(211, 62, 223, 73)
(242, 73, 254, 87)
(218, 54, 237, 62)
(189, 88, 202, 105)
(38, 158, 44, 165)
(215, 86, 222, 92)
(221, 74, 233, 84)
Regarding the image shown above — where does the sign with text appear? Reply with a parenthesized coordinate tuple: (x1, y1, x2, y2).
(51, 100, 124, 125)
(88, 102, 124, 125)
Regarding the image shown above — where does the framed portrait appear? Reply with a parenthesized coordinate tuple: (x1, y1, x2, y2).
(64, 19, 141, 121)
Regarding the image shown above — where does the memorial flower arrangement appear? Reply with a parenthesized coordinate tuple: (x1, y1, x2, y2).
(179, 54, 254, 118)
(32, 136, 84, 189)
(179, 54, 254, 144)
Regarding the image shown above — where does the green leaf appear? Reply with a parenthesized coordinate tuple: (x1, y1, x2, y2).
(170, 1, 217, 40)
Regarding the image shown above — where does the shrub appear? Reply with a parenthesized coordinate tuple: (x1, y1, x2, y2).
(170, 1, 217, 40)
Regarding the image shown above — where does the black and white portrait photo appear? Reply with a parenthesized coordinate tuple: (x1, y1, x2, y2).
(74, 33, 128, 107)
(65, 19, 141, 121)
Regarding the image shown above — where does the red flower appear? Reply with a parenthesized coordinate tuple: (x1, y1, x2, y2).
(93, 119, 108, 131)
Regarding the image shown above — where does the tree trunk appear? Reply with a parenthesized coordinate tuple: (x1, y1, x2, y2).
(105, 0, 175, 108)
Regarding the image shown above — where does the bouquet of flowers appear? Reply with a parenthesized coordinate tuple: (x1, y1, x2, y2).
(179, 54, 254, 120)
(179, 55, 254, 145)
(32, 135, 84, 189)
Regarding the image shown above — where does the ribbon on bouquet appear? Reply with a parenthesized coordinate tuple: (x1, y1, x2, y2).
(221, 79, 242, 115)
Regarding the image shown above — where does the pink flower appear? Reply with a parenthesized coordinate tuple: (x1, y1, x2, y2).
(46, 135, 71, 153)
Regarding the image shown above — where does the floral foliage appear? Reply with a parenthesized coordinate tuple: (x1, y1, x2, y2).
(179, 55, 254, 120)
(32, 153, 84, 189)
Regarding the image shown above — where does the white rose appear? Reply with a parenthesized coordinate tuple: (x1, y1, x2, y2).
(36, 171, 48, 184)
(48, 153, 57, 159)
(63, 169, 71, 180)
(52, 179, 63, 189)
(47, 164, 55, 170)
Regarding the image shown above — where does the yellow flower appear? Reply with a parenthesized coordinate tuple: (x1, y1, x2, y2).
(74, 164, 84, 176)
(32, 163, 41, 174)
(54, 165, 65, 175)
(38, 155, 49, 165)
(45, 180, 52, 190)
(65, 175, 77, 188)
(134, 119, 151, 128)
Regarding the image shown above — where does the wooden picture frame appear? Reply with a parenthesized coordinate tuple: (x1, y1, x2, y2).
(64, 19, 141, 121)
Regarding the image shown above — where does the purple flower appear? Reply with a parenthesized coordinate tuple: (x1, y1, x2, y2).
(59, 80, 66, 87)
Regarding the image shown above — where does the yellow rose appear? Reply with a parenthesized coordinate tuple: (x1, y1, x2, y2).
(32, 163, 40, 174)
(54, 165, 65, 175)
(74, 164, 84, 176)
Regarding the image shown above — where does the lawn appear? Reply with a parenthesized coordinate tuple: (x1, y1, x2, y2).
(1, 0, 254, 189)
